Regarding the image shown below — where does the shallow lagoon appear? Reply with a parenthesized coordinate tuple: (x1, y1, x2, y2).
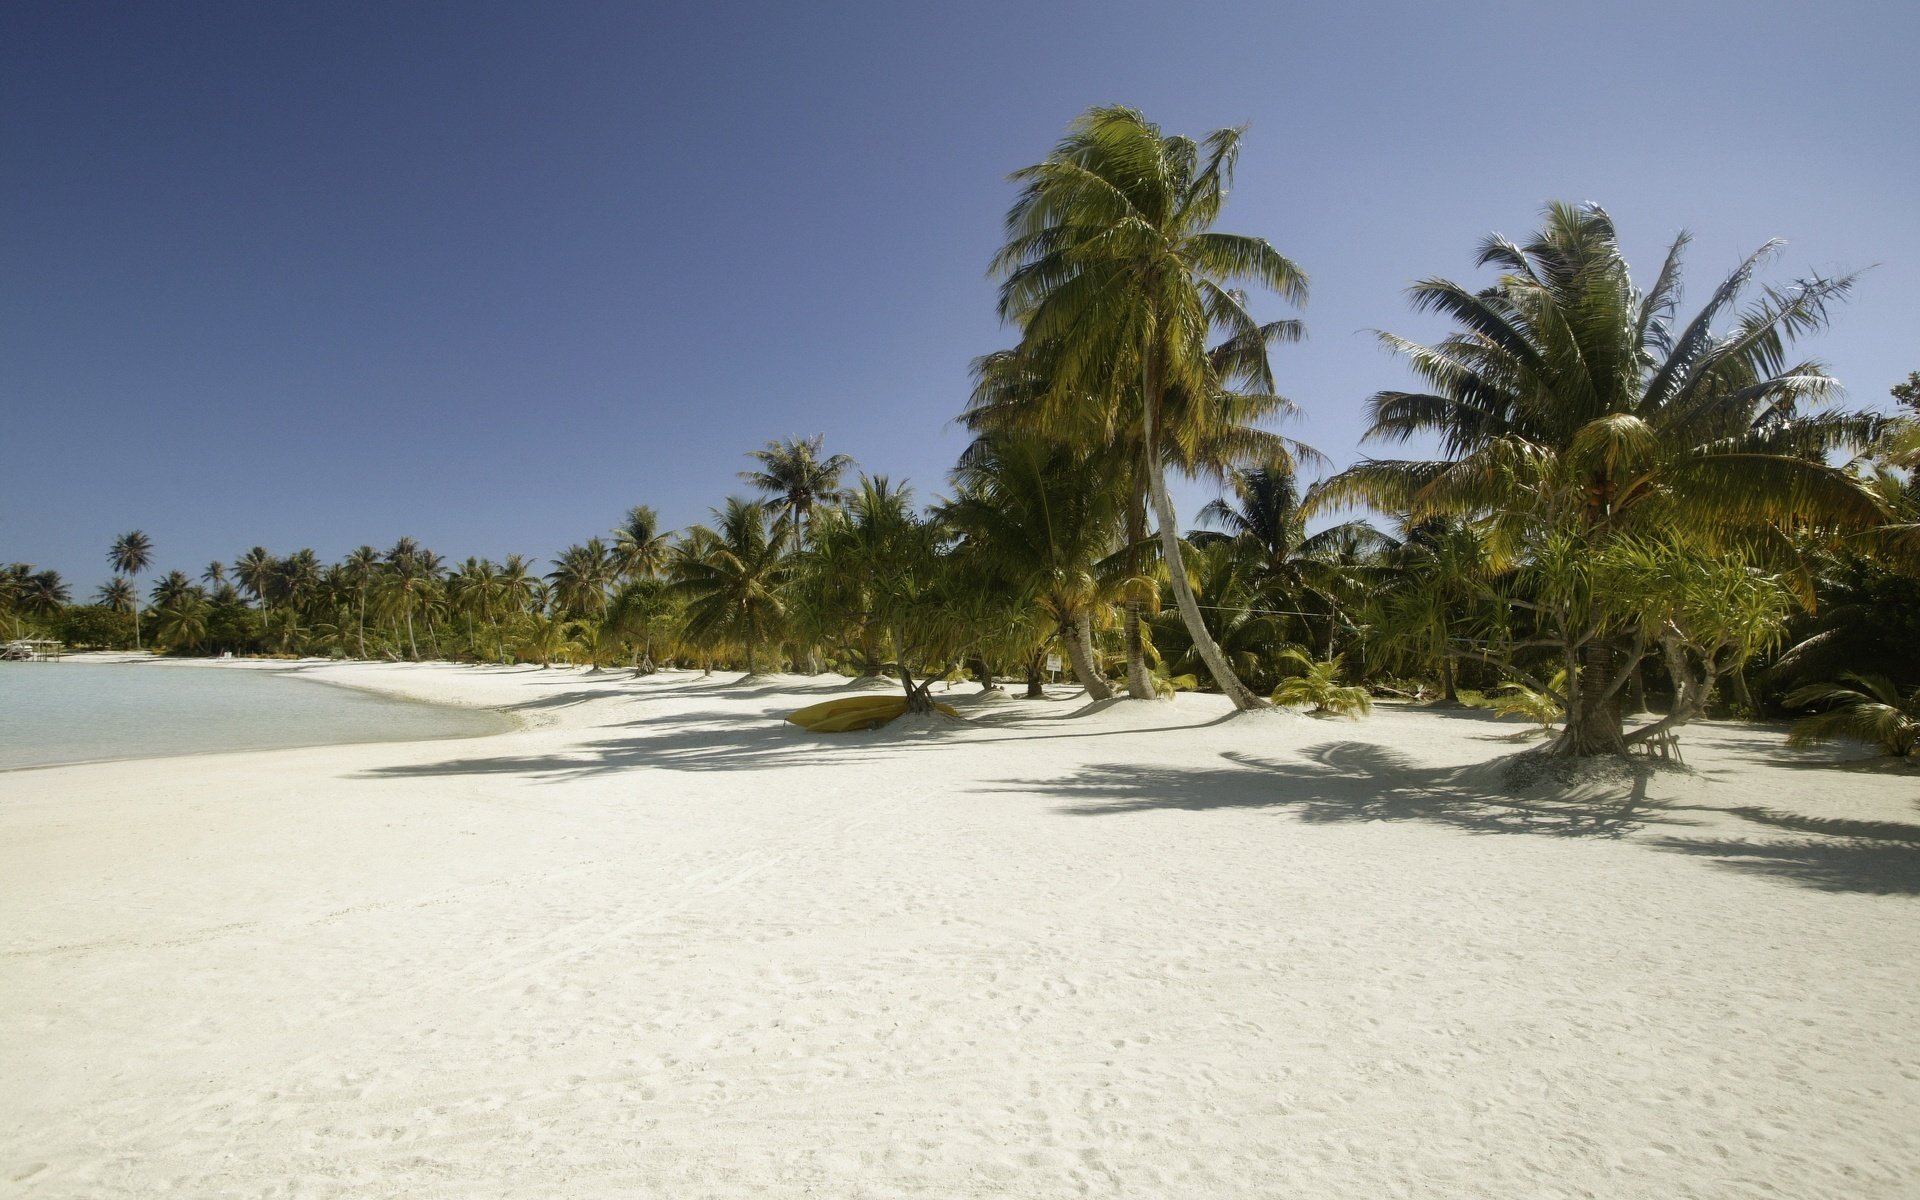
(0, 661, 511, 770)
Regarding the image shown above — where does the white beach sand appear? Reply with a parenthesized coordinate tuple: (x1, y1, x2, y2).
(3, 660, 1916, 1198)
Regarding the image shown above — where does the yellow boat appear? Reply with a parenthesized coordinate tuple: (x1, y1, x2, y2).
(785, 694, 960, 732)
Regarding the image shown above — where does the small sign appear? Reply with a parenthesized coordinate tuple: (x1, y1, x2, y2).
(1045, 654, 1062, 674)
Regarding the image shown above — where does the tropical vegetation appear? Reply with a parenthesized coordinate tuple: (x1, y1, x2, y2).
(6, 107, 1912, 768)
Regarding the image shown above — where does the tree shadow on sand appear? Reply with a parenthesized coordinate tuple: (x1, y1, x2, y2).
(1648, 836, 1920, 895)
(1012, 743, 1673, 838)
(1003, 744, 1920, 892)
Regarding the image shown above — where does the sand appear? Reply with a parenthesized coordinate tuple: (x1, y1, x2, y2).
(3, 660, 1917, 1198)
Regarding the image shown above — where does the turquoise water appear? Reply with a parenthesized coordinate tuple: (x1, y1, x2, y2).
(0, 662, 512, 770)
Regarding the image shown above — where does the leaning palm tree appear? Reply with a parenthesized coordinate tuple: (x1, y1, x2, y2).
(108, 530, 154, 648)
(1785, 674, 1920, 758)
(993, 106, 1310, 711)
(1312, 202, 1883, 754)
(741, 436, 855, 545)
(671, 498, 792, 676)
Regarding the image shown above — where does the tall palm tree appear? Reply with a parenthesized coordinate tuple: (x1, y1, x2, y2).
(992, 106, 1310, 710)
(341, 545, 380, 659)
(1313, 203, 1883, 753)
(382, 538, 439, 660)
(611, 506, 672, 581)
(108, 530, 154, 648)
(234, 547, 277, 613)
(671, 498, 792, 676)
(548, 539, 616, 620)
(201, 561, 228, 590)
(741, 435, 855, 545)
(499, 554, 539, 619)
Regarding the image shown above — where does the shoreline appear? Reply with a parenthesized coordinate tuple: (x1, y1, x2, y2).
(3, 663, 1915, 1198)
(0, 653, 526, 774)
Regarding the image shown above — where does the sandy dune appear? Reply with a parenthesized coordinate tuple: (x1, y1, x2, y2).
(3, 662, 1916, 1197)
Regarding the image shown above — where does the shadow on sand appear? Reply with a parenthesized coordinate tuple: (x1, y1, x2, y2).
(1004, 743, 1668, 839)
(998, 744, 1920, 895)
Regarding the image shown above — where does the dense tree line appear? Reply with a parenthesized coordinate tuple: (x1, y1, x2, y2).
(6, 108, 1915, 758)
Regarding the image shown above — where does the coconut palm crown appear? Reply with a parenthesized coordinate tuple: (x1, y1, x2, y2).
(741, 436, 855, 544)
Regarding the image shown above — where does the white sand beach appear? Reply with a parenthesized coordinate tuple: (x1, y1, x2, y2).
(4, 661, 1917, 1198)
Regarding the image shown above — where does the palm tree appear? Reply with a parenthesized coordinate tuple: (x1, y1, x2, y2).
(149, 570, 197, 609)
(943, 432, 1133, 699)
(340, 545, 379, 659)
(741, 436, 855, 545)
(1313, 203, 1882, 754)
(671, 498, 791, 676)
(234, 547, 277, 613)
(611, 506, 672, 581)
(96, 576, 137, 615)
(992, 106, 1310, 710)
(381, 538, 440, 659)
(153, 593, 210, 654)
(19, 569, 70, 616)
(1195, 465, 1392, 658)
(201, 561, 228, 590)
(548, 539, 616, 620)
(1785, 674, 1920, 758)
(498, 554, 539, 617)
(108, 530, 154, 648)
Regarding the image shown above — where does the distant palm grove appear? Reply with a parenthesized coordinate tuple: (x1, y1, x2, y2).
(6, 107, 1918, 759)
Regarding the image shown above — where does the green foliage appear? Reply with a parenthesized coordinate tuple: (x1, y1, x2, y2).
(1481, 672, 1568, 733)
(58, 605, 134, 649)
(1785, 674, 1920, 757)
(1269, 649, 1371, 718)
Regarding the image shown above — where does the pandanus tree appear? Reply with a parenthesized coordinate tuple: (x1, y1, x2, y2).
(741, 436, 855, 546)
(1313, 203, 1884, 755)
(671, 498, 791, 677)
(108, 530, 154, 648)
(992, 105, 1310, 710)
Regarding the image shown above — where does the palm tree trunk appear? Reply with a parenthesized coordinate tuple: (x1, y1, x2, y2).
(1561, 638, 1627, 755)
(1141, 399, 1266, 712)
(1063, 614, 1112, 701)
(356, 592, 367, 660)
(1123, 494, 1155, 699)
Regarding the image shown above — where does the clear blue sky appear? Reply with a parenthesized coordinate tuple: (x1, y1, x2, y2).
(5, 0, 1914, 593)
